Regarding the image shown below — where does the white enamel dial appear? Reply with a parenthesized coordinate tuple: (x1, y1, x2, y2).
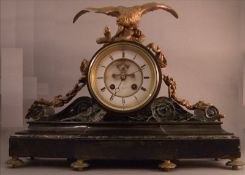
(88, 42, 161, 113)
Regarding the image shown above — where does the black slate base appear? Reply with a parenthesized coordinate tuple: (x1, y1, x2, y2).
(8, 121, 242, 170)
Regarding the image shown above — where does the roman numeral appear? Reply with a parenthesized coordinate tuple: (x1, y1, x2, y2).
(100, 87, 106, 92)
(122, 50, 125, 58)
(109, 55, 114, 61)
(141, 87, 147, 91)
(133, 54, 137, 60)
(140, 64, 146, 70)
(96, 77, 104, 79)
(144, 76, 150, 79)
(100, 65, 106, 68)
(134, 96, 138, 101)
(122, 98, 125, 105)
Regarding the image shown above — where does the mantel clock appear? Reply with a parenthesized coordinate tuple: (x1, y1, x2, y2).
(7, 2, 244, 171)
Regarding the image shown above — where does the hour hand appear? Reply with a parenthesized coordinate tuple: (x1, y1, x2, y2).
(112, 73, 135, 79)
(126, 73, 135, 78)
(112, 73, 121, 79)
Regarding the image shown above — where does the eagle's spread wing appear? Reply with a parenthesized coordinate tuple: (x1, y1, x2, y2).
(140, 3, 178, 18)
(73, 7, 121, 23)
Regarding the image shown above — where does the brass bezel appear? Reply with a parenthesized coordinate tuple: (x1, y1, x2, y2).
(87, 41, 162, 113)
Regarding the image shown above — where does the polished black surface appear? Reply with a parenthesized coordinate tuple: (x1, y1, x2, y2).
(9, 121, 241, 161)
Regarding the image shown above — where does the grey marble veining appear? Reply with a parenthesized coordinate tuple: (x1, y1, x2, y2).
(1, 128, 245, 175)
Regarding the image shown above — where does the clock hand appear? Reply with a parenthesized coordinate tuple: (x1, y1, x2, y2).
(112, 73, 121, 79)
(114, 80, 123, 95)
(125, 73, 135, 78)
(128, 69, 142, 75)
(112, 73, 135, 79)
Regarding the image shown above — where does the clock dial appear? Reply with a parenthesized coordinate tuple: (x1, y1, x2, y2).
(88, 41, 161, 113)
(104, 58, 144, 97)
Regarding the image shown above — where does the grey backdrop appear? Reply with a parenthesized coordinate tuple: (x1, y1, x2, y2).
(1, 0, 245, 145)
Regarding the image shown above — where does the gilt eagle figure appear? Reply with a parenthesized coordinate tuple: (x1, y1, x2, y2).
(73, 2, 178, 43)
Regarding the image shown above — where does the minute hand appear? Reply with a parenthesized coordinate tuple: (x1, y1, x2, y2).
(114, 80, 123, 94)
(129, 67, 145, 74)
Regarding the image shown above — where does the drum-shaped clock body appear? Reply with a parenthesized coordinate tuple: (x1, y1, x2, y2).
(87, 41, 162, 113)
